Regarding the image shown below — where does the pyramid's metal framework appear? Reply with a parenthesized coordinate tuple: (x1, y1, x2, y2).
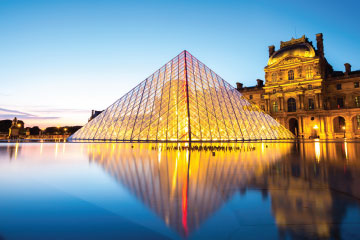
(69, 51, 294, 141)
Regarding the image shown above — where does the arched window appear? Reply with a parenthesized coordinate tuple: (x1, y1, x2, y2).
(287, 98, 297, 112)
(273, 101, 278, 112)
(306, 66, 313, 79)
(272, 73, 277, 82)
(288, 70, 294, 80)
(333, 116, 346, 133)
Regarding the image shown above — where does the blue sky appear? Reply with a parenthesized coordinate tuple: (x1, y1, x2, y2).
(1, 0, 359, 127)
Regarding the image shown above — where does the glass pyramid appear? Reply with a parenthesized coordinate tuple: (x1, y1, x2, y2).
(69, 51, 294, 141)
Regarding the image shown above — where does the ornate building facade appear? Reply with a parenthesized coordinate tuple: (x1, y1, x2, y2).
(237, 33, 360, 139)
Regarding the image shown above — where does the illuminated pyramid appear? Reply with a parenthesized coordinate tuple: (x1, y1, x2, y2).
(69, 51, 294, 141)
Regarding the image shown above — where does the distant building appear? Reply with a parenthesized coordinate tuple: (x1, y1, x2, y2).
(237, 33, 360, 139)
(8, 117, 22, 138)
(89, 110, 104, 122)
(25, 128, 31, 137)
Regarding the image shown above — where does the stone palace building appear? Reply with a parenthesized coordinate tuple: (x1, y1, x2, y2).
(237, 33, 360, 139)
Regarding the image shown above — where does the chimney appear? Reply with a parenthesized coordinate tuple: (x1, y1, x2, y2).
(344, 63, 351, 75)
(268, 45, 275, 57)
(316, 33, 324, 57)
(236, 82, 243, 90)
(256, 79, 264, 88)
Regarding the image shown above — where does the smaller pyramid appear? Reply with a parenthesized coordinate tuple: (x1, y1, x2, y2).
(69, 51, 294, 141)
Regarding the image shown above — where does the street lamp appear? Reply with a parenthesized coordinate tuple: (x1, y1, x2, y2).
(342, 126, 346, 138)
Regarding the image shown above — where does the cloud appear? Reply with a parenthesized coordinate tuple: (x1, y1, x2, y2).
(0, 106, 89, 127)
(31, 108, 90, 114)
(0, 107, 59, 120)
(0, 114, 60, 120)
(0, 108, 36, 117)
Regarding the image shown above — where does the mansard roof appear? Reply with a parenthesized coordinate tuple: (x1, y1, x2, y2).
(268, 35, 316, 66)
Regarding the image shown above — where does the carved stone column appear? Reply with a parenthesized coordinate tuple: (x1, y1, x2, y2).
(319, 116, 326, 139)
(316, 93, 321, 109)
(319, 94, 323, 109)
(297, 95, 302, 110)
(301, 95, 304, 109)
(278, 97, 282, 111)
(326, 117, 334, 139)
(265, 99, 269, 112)
(345, 116, 354, 138)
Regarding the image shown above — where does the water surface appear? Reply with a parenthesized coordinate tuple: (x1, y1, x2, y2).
(0, 141, 360, 239)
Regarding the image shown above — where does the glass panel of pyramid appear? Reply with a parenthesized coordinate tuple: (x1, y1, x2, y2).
(69, 51, 294, 141)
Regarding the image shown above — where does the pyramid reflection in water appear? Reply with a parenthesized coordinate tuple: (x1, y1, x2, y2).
(70, 51, 293, 141)
(87, 142, 293, 237)
(88, 143, 360, 239)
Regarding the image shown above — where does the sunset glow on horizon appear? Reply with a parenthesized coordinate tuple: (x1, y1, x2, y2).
(1, 0, 360, 128)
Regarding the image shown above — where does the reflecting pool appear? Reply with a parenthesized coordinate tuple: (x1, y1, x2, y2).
(0, 141, 360, 239)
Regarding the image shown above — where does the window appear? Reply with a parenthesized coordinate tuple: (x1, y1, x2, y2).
(355, 96, 360, 108)
(261, 94, 264, 99)
(355, 82, 359, 88)
(288, 70, 294, 80)
(336, 84, 342, 90)
(357, 115, 360, 130)
(306, 66, 313, 79)
(287, 98, 297, 112)
(308, 85, 313, 90)
(249, 95, 253, 100)
(273, 89, 276, 94)
(337, 98, 344, 108)
(272, 73, 277, 82)
(273, 102, 278, 112)
(309, 99, 315, 110)
(334, 116, 346, 133)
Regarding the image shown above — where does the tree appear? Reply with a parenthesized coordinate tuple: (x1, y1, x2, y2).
(30, 126, 41, 135)
(0, 120, 12, 133)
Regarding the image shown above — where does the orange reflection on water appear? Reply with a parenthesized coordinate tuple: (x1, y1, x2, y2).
(87, 142, 293, 236)
(85, 141, 360, 239)
(2, 141, 360, 240)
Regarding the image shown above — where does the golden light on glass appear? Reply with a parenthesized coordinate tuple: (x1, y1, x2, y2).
(68, 51, 294, 142)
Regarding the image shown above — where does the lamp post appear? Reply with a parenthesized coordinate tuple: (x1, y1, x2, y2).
(64, 128, 67, 139)
(342, 126, 346, 138)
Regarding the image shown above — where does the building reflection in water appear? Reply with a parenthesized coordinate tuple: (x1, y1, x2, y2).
(88, 142, 291, 237)
(87, 141, 360, 239)
(0, 143, 21, 160)
(253, 141, 360, 239)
